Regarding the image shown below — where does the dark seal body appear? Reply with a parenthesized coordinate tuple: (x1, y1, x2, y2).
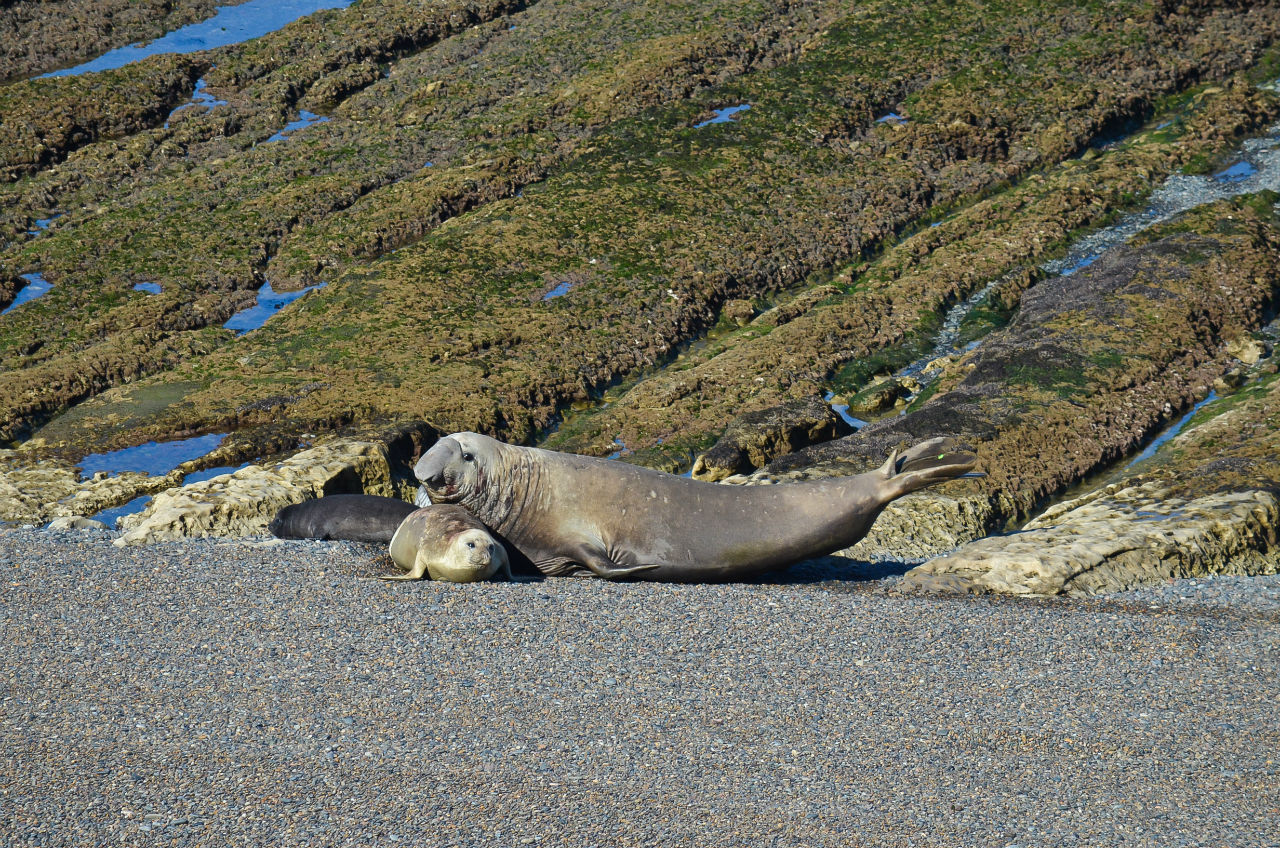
(269, 494, 418, 543)
(415, 432, 981, 581)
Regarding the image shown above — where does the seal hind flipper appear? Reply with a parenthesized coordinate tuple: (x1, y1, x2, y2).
(882, 438, 981, 498)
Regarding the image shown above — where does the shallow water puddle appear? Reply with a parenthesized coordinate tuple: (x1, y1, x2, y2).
(79, 432, 228, 479)
(164, 78, 228, 128)
(542, 281, 574, 300)
(874, 112, 909, 124)
(693, 104, 751, 128)
(26, 213, 63, 236)
(88, 460, 255, 526)
(91, 495, 154, 528)
(1212, 160, 1258, 183)
(2, 273, 53, 315)
(133, 282, 163, 294)
(38, 0, 356, 78)
(224, 280, 325, 334)
(1125, 391, 1218, 469)
(823, 390, 869, 430)
(264, 110, 330, 143)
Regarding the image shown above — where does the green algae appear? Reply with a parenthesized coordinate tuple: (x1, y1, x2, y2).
(2, 0, 1280, 465)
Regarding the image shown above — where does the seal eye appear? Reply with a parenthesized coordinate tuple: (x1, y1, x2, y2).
(462, 452, 475, 462)
(466, 541, 476, 548)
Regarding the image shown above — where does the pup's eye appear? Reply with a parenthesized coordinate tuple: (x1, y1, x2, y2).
(466, 541, 476, 548)
(462, 452, 474, 462)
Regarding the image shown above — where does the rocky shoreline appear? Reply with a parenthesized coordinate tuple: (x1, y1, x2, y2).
(2, 0, 1280, 596)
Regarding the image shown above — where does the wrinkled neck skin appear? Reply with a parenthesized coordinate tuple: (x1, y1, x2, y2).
(456, 443, 543, 542)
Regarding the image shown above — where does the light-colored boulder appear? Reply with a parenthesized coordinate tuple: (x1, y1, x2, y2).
(901, 482, 1280, 596)
(114, 439, 400, 546)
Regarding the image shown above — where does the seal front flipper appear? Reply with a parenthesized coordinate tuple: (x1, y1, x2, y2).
(566, 543, 661, 580)
(536, 547, 660, 580)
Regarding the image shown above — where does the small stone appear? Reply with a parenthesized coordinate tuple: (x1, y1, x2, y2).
(721, 298, 755, 326)
(46, 516, 109, 531)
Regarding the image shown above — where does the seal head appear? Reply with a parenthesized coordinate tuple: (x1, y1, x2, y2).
(385, 504, 510, 583)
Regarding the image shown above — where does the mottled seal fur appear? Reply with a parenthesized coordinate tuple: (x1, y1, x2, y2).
(386, 505, 510, 582)
(269, 494, 417, 543)
(415, 431, 982, 581)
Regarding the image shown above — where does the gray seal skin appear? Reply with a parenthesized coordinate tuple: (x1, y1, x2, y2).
(269, 494, 418, 543)
(415, 431, 983, 581)
(386, 505, 511, 583)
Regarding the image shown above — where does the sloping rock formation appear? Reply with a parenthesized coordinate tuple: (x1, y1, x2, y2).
(901, 367, 1280, 594)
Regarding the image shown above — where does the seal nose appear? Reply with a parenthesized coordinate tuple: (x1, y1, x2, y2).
(414, 437, 459, 488)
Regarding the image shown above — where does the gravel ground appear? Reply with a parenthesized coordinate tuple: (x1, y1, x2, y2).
(2, 528, 1277, 847)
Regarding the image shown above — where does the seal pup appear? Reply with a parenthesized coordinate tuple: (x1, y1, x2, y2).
(386, 505, 511, 582)
(415, 431, 983, 581)
(269, 494, 418, 543)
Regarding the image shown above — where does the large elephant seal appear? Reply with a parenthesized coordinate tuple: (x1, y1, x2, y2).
(386, 505, 511, 582)
(269, 494, 418, 543)
(414, 432, 982, 581)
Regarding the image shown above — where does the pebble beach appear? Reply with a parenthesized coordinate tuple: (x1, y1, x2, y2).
(3, 528, 1277, 847)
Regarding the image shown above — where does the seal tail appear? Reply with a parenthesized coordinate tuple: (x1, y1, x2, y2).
(878, 437, 983, 498)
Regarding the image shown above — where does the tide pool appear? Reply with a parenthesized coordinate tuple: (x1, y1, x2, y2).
(40, 0, 355, 78)
(79, 433, 228, 479)
(224, 281, 326, 334)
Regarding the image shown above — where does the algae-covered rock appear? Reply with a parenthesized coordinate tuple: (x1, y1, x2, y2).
(773, 195, 1280, 514)
(899, 341, 1280, 595)
(114, 438, 403, 546)
(690, 395, 850, 482)
(5, 0, 1280, 463)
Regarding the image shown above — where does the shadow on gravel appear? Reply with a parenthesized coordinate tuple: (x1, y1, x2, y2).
(761, 555, 920, 589)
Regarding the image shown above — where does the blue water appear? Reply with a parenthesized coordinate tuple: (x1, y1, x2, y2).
(264, 110, 330, 143)
(1212, 160, 1258, 183)
(164, 78, 228, 127)
(875, 112, 909, 124)
(823, 391, 869, 429)
(79, 432, 227, 479)
(423, 161, 435, 168)
(224, 280, 325, 334)
(39, 0, 355, 78)
(694, 104, 751, 128)
(1059, 253, 1100, 276)
(1043, 120, 1280, 278)
(542, 281, 574, 300)
(2, 273, 53, 315)
(184, 462, 252, 483)
(1125, 391, 1217, 469)
(26, 213, 63, 236)
(133, 282, 163, 294)
(92, 495, 153, 528)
